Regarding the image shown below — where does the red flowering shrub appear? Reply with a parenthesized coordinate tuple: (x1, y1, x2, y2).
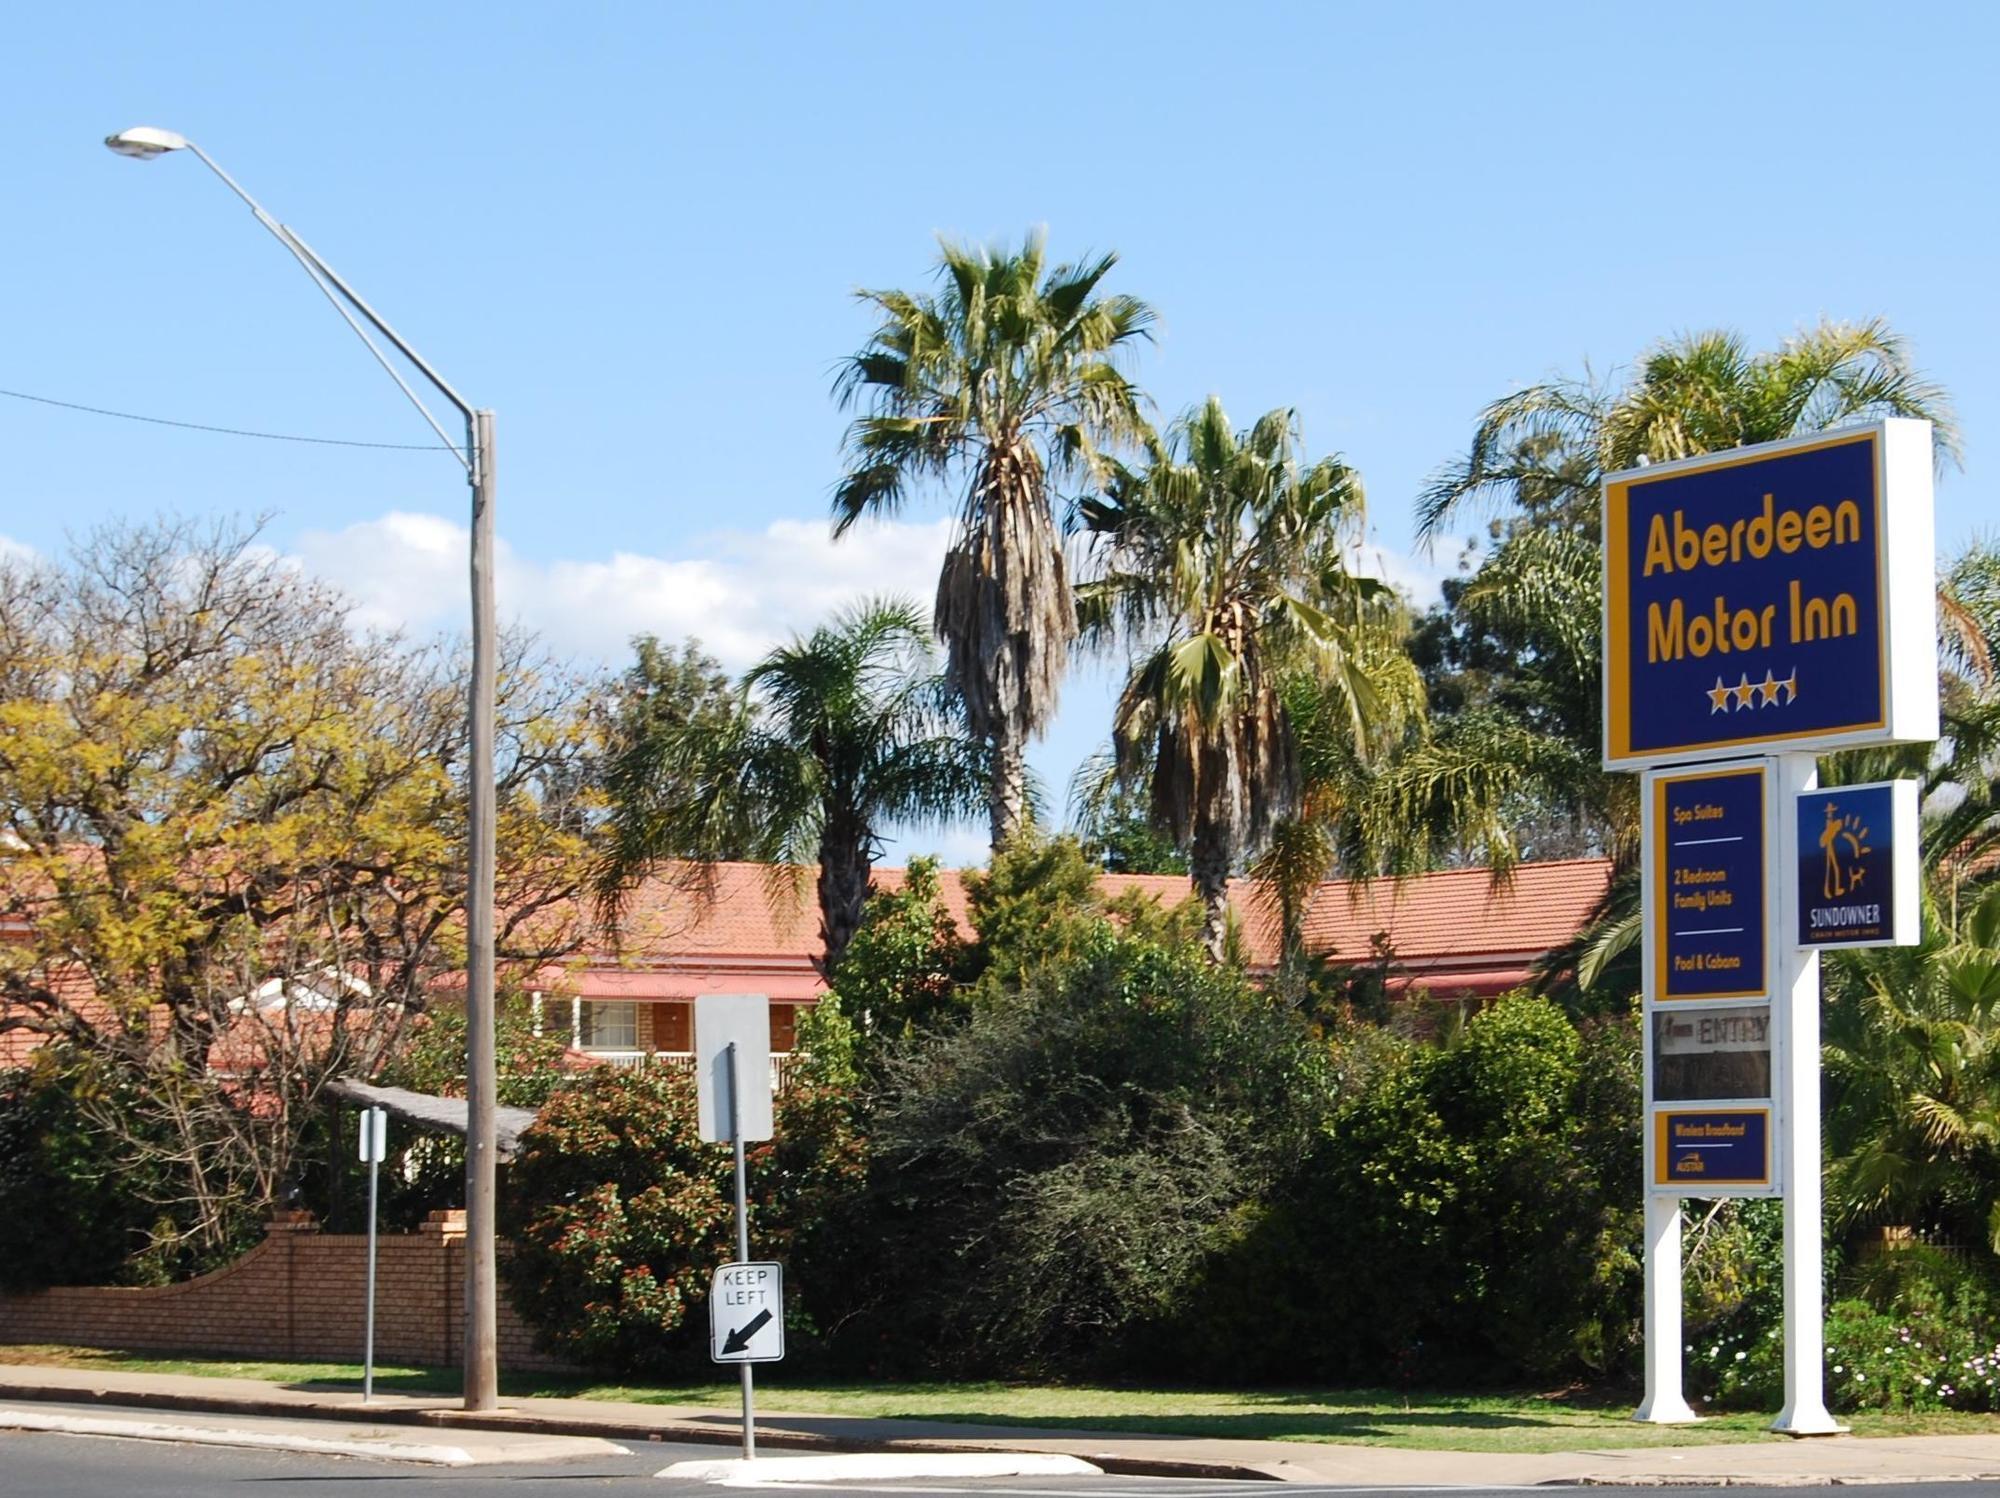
(501, 1064, 862, 1372)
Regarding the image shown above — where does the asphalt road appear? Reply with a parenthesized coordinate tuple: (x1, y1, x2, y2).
(8, 1430, 2000, 1498)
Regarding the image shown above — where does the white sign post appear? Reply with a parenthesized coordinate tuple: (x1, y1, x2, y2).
(1604, 422, 1937, 1436)
(695, 993, 776, 1460)
(357, 1104, 388, 1403)
(1773, 756, 1835, 1432)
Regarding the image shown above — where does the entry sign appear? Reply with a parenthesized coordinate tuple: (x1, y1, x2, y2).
(1796, 778, 1920, 948)
(710, 1261, 784, 1364)
(1602, 420, 1937, 769)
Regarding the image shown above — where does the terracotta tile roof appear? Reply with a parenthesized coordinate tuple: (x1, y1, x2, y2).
(542, 857, 1612, 1002)
(1293, 858, 1615, 965)
(4, 858, 1614, 1064)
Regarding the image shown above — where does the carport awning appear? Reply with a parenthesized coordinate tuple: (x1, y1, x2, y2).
(325, 1077, 541, 1160)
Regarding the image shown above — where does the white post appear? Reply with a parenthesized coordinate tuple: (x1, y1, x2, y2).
(1772, 753, 1841, 1435)
(1633, 763, 1696, 1425)
(1635, 1194, 1698, 1422)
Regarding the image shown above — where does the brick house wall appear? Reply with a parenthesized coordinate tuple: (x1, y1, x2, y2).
(0, 1209, 570, 1373)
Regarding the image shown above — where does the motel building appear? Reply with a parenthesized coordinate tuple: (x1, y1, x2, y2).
(1, 857, 1615, 1079)
(513, 857, 1616, 1081)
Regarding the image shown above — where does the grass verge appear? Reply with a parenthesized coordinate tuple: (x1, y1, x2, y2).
(3, 1344, 1993, 1453)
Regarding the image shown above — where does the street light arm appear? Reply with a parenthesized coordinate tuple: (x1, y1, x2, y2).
(179, 141, 478, 471)
(263, 219, 474, 471)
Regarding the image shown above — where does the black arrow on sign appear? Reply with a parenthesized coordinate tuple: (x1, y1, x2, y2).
(722, 1308, 773, 1356)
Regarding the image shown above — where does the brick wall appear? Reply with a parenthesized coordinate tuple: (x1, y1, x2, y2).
(0, 1210, 570, 1373)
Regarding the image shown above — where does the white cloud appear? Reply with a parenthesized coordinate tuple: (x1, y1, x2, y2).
(885, 822, 993, 871)
(283, 509, 1444, 875)
(292, 510, 953, 671)
(1351, 537, 1448, 609)
(0, 533, 37, 564)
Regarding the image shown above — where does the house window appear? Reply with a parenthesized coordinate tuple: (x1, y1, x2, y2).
(580, 1000, 637, 1050)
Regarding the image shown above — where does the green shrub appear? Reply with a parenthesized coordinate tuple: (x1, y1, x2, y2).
(500, 1065, 862, 1372)
(1205, 995, 1643, 1384)
(1685, 1217, 2000, 1414)
(822, 927, 1328, 1378)
(1681, 1198, 1787, 1408)
(1823, 1255, 2000, 1412)
(824, 856, 968, 1076)
(0, 1060, 173, 1289)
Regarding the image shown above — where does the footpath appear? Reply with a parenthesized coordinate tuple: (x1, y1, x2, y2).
(5, 1361, 2000, 1485)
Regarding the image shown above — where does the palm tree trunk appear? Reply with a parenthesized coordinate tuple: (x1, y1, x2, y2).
(1190, 825, 1232, 963)
(988, 730, 1028, 849)
(816, 828, 873, 977)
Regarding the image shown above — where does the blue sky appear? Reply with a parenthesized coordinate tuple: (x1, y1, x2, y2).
(4, 3, 1994, 863)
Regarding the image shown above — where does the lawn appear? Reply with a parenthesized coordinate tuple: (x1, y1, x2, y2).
(5, 1345, 1994, 1454)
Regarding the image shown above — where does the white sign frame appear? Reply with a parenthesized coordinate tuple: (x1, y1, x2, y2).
(1638, 760, 1784, 1202)
(1601, 419, 1937, 771)
(357, 1104, 388, 1164)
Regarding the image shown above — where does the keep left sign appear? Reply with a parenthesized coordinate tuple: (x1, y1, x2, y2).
(709, 1260, 785, 1364)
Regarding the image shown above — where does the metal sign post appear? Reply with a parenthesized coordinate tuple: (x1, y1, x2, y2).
(728, 1041, 755, 1460)
(357, 1104, 387, 1402)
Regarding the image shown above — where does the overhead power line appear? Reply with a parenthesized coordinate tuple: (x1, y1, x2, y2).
(0, 385, 456, 452)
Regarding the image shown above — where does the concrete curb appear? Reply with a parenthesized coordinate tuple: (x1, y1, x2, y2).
(0, 1380, 1273, 1481)
(0, 1404, 550, 1467)
(659, 1453, 1104, 1485)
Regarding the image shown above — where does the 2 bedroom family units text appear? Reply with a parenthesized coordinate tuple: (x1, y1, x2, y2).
(1642, 491, 1865, 664)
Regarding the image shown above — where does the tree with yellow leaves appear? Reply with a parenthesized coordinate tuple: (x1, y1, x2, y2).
(0, 517, 601, 1269)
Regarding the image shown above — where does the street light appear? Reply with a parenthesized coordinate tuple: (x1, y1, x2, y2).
(105, 126, 504, 1413)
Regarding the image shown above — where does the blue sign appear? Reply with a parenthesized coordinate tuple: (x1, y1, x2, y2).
(1797, 780, 1917, 948)
(1654, 765, 1766, 1001)
(1655, 1109, 1770, 1188)
(1605, 429, 1888, 765)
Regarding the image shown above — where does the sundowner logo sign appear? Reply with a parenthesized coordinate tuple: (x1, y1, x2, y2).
(1795, 779, 1919, 949)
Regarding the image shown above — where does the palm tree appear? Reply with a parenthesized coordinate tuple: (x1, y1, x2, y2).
(1392, 321, 1958, 973)
(1416, 318, 1958, 542)
(1822, 881, 2000, 1249)
(598, 600, 986, 974)
(833, 230, 1155, 849)
(1077, 398, 1421, 959)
